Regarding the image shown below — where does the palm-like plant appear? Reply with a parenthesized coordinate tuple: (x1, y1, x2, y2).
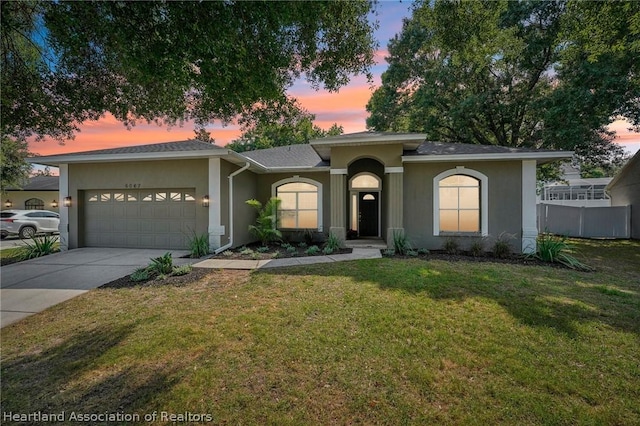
(246, 197, 282, 246)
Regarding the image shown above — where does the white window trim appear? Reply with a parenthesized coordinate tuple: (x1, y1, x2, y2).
(272, 177, 323, 232)
(433, 167, 488, 236)
(349, 172, 382, 191)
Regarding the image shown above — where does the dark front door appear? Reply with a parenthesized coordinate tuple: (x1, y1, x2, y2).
(359, 192, 378, 237)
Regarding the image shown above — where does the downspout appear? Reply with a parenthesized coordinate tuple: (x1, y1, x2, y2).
(214, 162, 251, 254)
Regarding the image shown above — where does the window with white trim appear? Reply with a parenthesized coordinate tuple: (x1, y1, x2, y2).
(434, 168, 488, 236)
(439, 175, 480, 233)
(273, 178, 322, 231)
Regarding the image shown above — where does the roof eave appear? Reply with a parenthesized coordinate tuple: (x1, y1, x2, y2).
(28, 149, 234, 167)
(310, 133, 428, 161)
(401, 151, 573, 164)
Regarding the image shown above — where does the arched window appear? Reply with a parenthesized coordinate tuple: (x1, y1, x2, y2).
(272, 177, 323, 231)
(349, 172, 381, 190)
(433, 168, 488, 236)
(25, 198, 44, 210)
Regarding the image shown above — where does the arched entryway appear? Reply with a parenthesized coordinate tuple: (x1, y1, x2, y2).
(348, 158, 384, 239)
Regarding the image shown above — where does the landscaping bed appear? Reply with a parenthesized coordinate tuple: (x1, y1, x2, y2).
(100, 267, 214, 289)
(212, 241, 352, 260)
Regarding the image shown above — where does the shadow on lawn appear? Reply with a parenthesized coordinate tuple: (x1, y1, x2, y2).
(258, 259, 640, 339)
(1, 324, 181, 416)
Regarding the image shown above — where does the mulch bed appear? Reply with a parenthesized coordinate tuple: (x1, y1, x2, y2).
(387, 250, 572, 269)
(211, 242, 352, 260)
(99, 267, 215, 289)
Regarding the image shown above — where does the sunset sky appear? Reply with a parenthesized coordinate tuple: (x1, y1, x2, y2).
(29, 1, 640, 161)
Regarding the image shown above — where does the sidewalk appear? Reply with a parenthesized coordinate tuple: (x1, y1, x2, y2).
(193, 248, 382, 270)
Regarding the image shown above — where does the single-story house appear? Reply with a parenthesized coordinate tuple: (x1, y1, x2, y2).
(607, 149, 640, 239)
(1, 176, 60, 212)
(29, 132, 572, 253)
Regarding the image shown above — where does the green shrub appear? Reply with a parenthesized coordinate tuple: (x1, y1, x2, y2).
(222, 250, 234, 257)
(442, 237, 459, 255)
(286, 245, 297, 256)
(322, 246, 334, 255)
(187, 232, 209, 258)
(417, 248, 430, 255)
(324, 231, 341, 253)
(469, 239, 485, 257)
(148, 252, 173, 275)
(382, 248, 396, 257)
(392, 230, 411, 255)
(533, 233, 591, 271)
(172, 265, 192, 276)
(19, 234, 59, 260)
(298, 241, 308, 249)
(240, 247, 254, 256)
(305, 245, 321, 255)
(492, 232, 514, 258)
(406, 249, 419, 257)
(300, 228, 315, 245)
(246, 197, 282, 245)
(256, 246, 270, 253)
(130, 267, 150, 282)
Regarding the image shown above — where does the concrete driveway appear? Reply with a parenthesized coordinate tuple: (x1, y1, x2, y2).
(1, 247, 191, 328)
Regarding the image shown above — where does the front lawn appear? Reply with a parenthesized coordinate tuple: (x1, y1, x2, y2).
(1, 239, 639, 424)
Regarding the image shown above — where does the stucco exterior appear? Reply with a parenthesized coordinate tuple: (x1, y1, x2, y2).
(403, 161, 523, 251)
(29, 135, 571, 253)
(608, 151, 640, 239)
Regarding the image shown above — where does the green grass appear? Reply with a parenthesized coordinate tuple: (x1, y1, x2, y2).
(1, 239, 639, 424)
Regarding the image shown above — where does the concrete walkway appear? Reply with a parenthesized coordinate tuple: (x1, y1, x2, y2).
(193, 248, 382, 270)
(1, 247, 191, 328)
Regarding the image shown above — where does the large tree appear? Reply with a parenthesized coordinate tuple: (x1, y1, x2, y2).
(367, 0, 638, 174)
(1, 0, 377, 143)
(226, 99, 343, 153)
(1, 137, 31, 191)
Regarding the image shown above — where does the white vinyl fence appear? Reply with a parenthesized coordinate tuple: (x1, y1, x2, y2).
(537, 204, 631, 239)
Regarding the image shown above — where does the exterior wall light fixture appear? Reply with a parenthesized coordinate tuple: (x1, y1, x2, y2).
(202, 195, 210, 207)
(52, 199, 59, 208)
(63, 196, 72, 207)
(4, 200, 12, 208)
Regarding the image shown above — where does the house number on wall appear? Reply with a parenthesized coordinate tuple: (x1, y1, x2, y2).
(125, 183, 141, 188)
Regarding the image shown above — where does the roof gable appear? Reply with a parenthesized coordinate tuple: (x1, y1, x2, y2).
(242, 144, 328, 169)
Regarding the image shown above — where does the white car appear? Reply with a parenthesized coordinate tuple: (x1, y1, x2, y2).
(0, 210, 60, 239)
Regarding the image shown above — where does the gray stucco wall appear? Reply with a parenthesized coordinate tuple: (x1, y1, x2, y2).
(403, 161, 523, 251)
(68, 159, 209, 249)
(609, 155, 640, 239)
(219, 160, 258, 248)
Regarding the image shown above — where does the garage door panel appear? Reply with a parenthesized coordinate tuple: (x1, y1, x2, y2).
(125, 220, 139, 232)
(84, 188, 196, 249)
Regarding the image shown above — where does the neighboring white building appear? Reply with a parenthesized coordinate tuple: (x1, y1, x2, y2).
(538, 164, 612, 207)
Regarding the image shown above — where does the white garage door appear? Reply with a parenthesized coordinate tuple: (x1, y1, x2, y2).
(84, 189, 197, 249)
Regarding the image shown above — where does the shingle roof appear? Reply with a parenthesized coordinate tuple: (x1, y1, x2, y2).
(242, 144, 328, 168)
(57, 140, 226, 156)
(5, 175, 59, 191)
(406, 141, 552, 156)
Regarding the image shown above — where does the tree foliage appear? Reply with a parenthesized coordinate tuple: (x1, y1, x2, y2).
(367, 0, 638, 172)
(1, 137, 31, 191)
(226, 100, 343, 153)
(2, 0, 377, 142)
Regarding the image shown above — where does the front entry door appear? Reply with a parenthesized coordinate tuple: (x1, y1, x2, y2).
(359, 192, 379, 237)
